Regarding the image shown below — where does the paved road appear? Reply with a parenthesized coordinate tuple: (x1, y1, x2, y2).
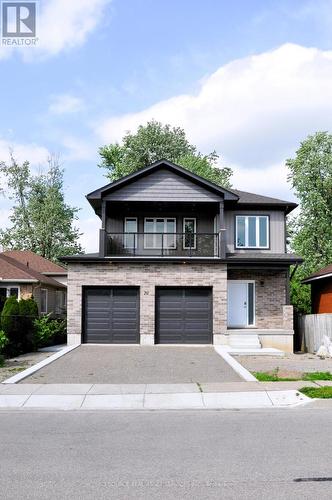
(1, 408, 332, 499)
(22, 345, 241, 384)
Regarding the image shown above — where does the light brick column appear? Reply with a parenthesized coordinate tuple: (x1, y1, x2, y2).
(140, 284, 155, 345)
(283, 305, 294, 330)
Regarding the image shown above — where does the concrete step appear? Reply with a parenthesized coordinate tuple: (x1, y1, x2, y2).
(229, 334, 261, 349)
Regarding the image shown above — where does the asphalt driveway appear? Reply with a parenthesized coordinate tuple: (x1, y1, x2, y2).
(20, 345, 241, 384)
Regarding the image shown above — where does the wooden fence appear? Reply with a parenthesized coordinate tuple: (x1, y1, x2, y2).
(298, 313, 332, 353)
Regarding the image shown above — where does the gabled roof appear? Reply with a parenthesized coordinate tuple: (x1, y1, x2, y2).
(0, 253, 66, 288)
(86, 159, 297, 214)
(87, 159, 239, 202)
(1, 250, 66, 274)
(302, 264, 332, 284)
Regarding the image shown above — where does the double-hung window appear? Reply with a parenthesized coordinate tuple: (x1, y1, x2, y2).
(144, 218, 176, 249)
(124, 218, 138, 249)
(236, 215, 269, 249)
(183, 218, 196, 249)
(40, 289, 48, 314)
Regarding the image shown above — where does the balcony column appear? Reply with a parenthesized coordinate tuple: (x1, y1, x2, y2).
(99, 200, 107, 257)
(219, 200, 226, 258)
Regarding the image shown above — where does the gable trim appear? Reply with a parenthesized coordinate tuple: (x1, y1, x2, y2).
(86, 159, 239, 201)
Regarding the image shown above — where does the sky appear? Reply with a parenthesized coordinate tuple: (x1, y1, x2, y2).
(0, 0, 332, 252)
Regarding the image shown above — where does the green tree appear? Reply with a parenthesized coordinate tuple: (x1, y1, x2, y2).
(99, 120, 233, 187)
(287, 132, 332, 313)
(0, 153, 82, 261)
(1, 296, 20, 354)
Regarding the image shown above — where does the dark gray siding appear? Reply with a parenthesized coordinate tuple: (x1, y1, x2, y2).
(106, 206, 217, 234)
(224, 209, 286, 254)
(103, 169, 222, 202)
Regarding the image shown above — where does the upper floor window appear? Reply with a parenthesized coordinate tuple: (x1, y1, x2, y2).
(236, 215, 269, 249)
(144, 218, 176, 249)
(124, 218, 138, 249)
(183, 218, 196, 249)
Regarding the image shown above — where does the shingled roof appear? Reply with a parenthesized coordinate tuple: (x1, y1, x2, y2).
(1, 250, 66, 274)
(302, 264, 332, 284)
(0, 252, 66, 288)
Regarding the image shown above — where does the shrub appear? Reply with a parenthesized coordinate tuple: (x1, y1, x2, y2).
(0, 296, 21, 355)
(0, 295, 6, 314)
(33, 314, 66, 349)
(0, 329, 9, 367)
(18, 297, 38, 350)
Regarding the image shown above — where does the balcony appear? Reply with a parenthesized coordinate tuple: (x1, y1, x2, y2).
(102, 232, 222, 258)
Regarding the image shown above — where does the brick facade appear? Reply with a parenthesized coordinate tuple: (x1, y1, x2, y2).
(67, 262, 293, 349)
(67, 262, 227, 345)
(227, 269, 287, 329)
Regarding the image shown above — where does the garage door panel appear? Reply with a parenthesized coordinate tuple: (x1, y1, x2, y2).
(84, 288, 139, 343)
(156, 288, 212, 344)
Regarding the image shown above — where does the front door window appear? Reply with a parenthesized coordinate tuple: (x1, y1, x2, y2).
(227, 281, 255, 327)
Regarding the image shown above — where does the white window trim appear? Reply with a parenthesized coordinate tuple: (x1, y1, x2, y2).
(0, 286, 20, 299)
(40, 288, 48, 314)
(227, 280, 256, 327)
(183, 217, 197, 250)
(144, 218, 176, 249)
(235, 215, 269, 249)
(124, 217, 138, 249)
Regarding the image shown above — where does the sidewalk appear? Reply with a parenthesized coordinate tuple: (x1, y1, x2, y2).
(0, 382, 311, 410)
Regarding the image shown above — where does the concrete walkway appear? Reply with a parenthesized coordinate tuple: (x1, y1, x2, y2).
(0, 382, 310, 409)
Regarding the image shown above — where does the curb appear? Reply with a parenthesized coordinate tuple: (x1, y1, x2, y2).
(214, 346, 258, 382)
(0, 389, 310, 410)
(2, 344, 80, 384)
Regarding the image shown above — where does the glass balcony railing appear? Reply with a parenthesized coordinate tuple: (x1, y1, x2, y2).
(105, 232, 220, 257)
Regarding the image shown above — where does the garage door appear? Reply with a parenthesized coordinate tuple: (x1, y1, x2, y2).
(84, 288, 139, 343)
(156, 288, 212, 344)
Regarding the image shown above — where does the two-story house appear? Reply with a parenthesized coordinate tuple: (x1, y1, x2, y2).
(61, 160, 302, 352)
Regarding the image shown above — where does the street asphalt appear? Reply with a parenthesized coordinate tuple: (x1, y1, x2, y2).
(21, 345, 242, 384)
(1, 407, 332, 499)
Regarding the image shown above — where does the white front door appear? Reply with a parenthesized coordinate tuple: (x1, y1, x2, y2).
(228, 282, 249, 327)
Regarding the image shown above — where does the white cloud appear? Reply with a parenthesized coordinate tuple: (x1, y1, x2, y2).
(0, 0, 110, 61)
(0, 139, 49, 166)
(96, 44, 332, 199)
(34, 0, 110, 59)
(49, 94, 84, 115)
(61, 135, 98, 162)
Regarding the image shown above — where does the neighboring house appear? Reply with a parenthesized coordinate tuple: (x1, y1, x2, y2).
(0, 250, 67, 315)
(302, 264, 332, 314)
(61, 160, 302, 352)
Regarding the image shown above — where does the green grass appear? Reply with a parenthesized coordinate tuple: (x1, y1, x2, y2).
(253, 369, 332, 382)
(253, 371, 300, 382)
(300, 386, 332, 398)
(302, 371, 332, 381)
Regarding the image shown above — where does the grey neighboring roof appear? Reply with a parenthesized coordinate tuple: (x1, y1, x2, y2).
(226, 252, 303, 264)
(302, 264, 332, 284)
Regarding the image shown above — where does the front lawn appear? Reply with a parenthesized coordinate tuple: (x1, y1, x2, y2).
(253, 370, 332, 382)
(300, 386, 332, 399)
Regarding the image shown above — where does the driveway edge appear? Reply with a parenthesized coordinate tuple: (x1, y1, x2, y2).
(214, 346, 258, 382)
(2, 344, 81, 384)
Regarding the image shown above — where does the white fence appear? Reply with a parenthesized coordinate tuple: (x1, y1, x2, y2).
(299, 313, 332, 353)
